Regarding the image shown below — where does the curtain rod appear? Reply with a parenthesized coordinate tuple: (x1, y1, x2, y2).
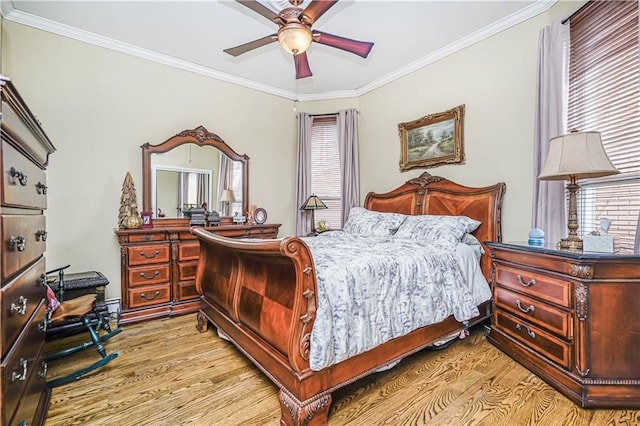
(562, 0, 592, 25)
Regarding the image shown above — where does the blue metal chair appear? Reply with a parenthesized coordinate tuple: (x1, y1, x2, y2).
(45, 265, 123, 388)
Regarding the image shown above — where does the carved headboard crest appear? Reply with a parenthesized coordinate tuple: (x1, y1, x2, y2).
(406, 172, 445, 188)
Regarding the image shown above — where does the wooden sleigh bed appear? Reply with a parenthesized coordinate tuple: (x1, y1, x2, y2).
(194, 172, 505, 425)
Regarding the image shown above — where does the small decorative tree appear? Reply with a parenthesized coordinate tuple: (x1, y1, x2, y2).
(118, 172, 142, 229)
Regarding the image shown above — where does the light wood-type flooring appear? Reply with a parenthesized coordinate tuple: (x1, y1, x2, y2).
(45, 314, 639, 425)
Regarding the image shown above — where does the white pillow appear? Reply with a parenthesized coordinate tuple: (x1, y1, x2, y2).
(393, 215, 481, 248)
(342, 207, 407, 236)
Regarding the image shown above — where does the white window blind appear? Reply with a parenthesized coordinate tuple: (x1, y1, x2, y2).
(310, 116, 342, 229)
(568, 0, 640, 251)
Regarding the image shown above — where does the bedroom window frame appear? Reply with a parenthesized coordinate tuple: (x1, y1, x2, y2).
(568, 0, 640, 251)
(310, 115, 342, 230)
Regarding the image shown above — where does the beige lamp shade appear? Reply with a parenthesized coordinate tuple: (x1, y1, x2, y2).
(538, 131, 619, 180)
(220, 189, 236, 203)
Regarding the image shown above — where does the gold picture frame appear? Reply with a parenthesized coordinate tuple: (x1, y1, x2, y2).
(398, 104, 465, 171)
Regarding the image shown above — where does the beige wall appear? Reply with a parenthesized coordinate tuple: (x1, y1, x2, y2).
(3, 22, 297, 300)
(2, 1, 580, 302)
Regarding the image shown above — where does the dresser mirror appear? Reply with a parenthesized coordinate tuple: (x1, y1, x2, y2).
(142, 126, 249, 223)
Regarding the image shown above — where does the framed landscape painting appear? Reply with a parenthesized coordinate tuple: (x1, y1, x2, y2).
(398, 104, 465, 171)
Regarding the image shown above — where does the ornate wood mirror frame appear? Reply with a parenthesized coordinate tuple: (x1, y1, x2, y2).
(142, 125, 249, 226)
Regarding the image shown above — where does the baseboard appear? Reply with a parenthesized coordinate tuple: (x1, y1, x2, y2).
(104, 298, 121, 317)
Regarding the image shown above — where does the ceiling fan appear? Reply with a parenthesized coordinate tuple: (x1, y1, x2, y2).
(224, 0, 374, 79)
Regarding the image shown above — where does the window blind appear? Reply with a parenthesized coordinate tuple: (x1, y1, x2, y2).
(310, 116, 342, 229)
(568, 0, 640, 250)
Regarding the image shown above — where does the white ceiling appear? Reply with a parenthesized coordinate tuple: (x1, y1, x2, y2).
(3, 0, 555, 100)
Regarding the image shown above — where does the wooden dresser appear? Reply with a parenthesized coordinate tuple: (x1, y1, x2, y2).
(0, 77, 56, 425)
(486, 242, 640, 408)
(115, 223, 280, 324)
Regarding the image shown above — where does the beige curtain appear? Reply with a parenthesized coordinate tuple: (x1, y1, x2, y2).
(295, 113, 313, 236)
(337, 109, 360, 224)
(532, 19, 568, 244)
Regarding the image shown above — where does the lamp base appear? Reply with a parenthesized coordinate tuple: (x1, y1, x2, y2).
(557, 237, 583, 252)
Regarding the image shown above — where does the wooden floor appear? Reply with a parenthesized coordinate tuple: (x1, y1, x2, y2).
(45, 314, 639, 426)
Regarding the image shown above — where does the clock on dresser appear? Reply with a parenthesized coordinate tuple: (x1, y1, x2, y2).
(486, 241, 640, 408)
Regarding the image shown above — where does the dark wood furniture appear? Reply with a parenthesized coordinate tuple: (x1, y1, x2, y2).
(115, 223, 280, 325)
(194, 173, 506, 425)
(486, 242, 640, 408)
(116, 126, 272, 324)
(0, 76, 55, 426)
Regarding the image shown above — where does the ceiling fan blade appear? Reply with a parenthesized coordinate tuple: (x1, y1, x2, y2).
(314, 31, 374, 58)
(223, 34, 277, 57)
(294, 53, 313, 79)
(236, 0, 279, 22)
(300, 0, 338, 24)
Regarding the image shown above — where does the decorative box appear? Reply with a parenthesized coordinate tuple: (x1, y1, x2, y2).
(583, 235, 614, 253)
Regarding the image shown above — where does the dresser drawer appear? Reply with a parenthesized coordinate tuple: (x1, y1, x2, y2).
(127, 244, 170, 266)
(178, 260, 198, 282)
(1, 257, 46, 356)
(126, 232, 167, 243)
(128, 264, 171, 287)
(495, 286, 571, 339)
(177, 281, 199, 301)
(9, 350, 48, 426)
(494, 264, 571, 308)
(128, 284, 171, 308)
(178, 242, 199, 261)
(2, 140, 48, 209)
(1, 215, 46, 281)
(2, 302, 47, 426)
(495, 310, 571, 369)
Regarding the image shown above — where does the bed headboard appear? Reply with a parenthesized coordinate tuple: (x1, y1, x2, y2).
(364, 172, 506, 281)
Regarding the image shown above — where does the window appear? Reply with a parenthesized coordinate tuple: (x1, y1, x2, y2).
(310, 116, 342, 229)
(568, 0, 640, 250)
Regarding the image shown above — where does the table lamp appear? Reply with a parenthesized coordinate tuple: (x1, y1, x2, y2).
(220, 189, 236, 216)
(299, 194, 327, 234)
(538, 130, 619, 251)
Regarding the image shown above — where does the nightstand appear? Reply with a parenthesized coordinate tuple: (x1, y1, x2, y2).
(485, 242, 640, 408)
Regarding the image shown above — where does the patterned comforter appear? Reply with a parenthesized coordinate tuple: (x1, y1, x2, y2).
(302, 231, 489, 371)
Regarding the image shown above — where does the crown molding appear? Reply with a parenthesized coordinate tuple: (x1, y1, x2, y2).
(3, 0, 556, 102)
(355, 0, 557, 97)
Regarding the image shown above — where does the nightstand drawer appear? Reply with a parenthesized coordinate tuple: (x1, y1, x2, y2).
(495, 310, 571, 369)
(495, 264, 571, 308)
(495, 287, 571, 339)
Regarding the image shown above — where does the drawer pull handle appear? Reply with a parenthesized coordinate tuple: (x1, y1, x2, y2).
(11, 358, 28, 383)
(515, 300, 535, 314)
(140, 291, 161, 301)
(144, 235, 152, 241)
(36, 181, 48, 194)
(516, 274, 536, 287)
(38, 273, 47, 286)
(11, 296, 28, 316)
(39, 318, 48, 333)
(9, 167, 28, 186)
(515, 323, 536, 338)
(36, 229, 48, 241)
(9, 235, 27, 251)
(39, 361, 48, 378)
(139, 250, 160, 259)
(139, 271, 160, 280)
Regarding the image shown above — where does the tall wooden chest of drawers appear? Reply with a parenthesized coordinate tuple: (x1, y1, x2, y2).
(486, 242, 640, 408)
(115, 223, 280, 324)
(0, 76, 56, 425)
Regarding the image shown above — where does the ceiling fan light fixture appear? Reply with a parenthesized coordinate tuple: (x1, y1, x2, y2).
(278, 24, 312, 55)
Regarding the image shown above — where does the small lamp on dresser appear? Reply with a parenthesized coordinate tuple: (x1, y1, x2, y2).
(538, 130, 619, 251)
(300, 194, 327, 234)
